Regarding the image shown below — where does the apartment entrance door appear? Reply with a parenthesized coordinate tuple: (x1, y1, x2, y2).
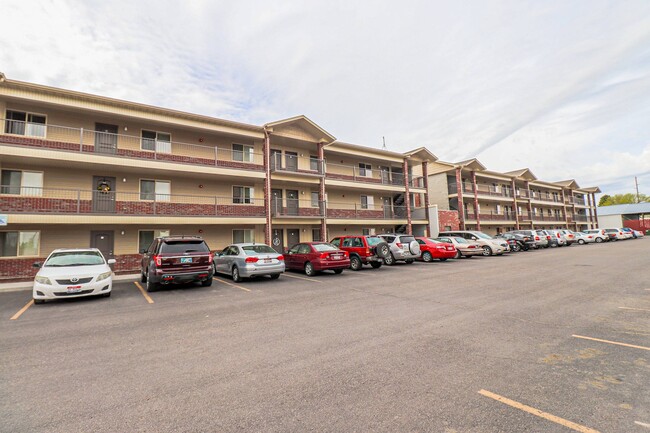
(285, 152, 298, 172)
(90, 231, 114, 259)
(286, 190, 299, 216)
(271, 229, 284, 253)
(94, 123, 118, 154)
(383, 197, 393, 219)
(270, 149, 282, 171)
(271, 189, 283, 216)
(287, 229, 300, 248)
(92, 176, 116, 213)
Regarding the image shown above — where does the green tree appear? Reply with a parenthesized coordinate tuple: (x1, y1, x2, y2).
(598, 193, 649, 206)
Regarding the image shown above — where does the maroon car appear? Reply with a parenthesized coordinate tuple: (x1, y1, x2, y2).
(284, 242, 350, 276)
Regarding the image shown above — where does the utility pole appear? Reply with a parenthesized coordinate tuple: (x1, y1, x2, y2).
(635, 176, 640, 203)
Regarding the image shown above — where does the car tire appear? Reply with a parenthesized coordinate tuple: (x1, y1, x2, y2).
(350, 256, 362, 271)
(482, 246, 492, 256)
(454, 250, 461, 259)
(374, 242, 390, 259)
(145, 273, 157, 292)
(408, 240, 420, 255)
(269, 274, 280, 280)
(33, 298, 44, 304)
(140, 271, 146, 283)
(304, 262, 316, 277)
(232, 266, 242, 282)
(370, 261, 382, 269)
(422, 251, 433, 262)
(201, 277, 213, 287)
(578, 239, 585, 245)
(595, 237, 603, 243)
(333, 269, 343, 274)
(384, 253, 395, 266)
(512, 244, 521, 252)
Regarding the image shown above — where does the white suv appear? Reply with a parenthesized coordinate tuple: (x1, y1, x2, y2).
(379, 234, 421, 265)
(439, 230, 507, 256)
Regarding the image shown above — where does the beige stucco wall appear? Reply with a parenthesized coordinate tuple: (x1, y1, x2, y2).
(427, 173, 450, 211)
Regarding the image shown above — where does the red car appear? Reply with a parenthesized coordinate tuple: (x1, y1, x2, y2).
(415, 237, 457, 262)
(284, 242, 350, 276)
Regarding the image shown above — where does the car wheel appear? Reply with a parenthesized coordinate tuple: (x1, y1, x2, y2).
(482, 246, 492, 256)
(350, 256, 362, 271)
(578, 239, 585, 245)
(269, 274, 280, 280)
(422, 251, 433, 262)
(33, 298, 44, 304)
(333, 269, 343, 274)
(201, 277, 213, 287)
(405, 259, 414, 264)
(384, 253, 395, 266)
(454, 250, 461, 259)
(375, 242, 391, 260)
(304, 262, 316, 277)
(370, 261, 382, 269)
(145, 273, 158, 292)
(232, 266, 242, 282)
(512, 244, 521, 252)
(595, 237, 603, 243)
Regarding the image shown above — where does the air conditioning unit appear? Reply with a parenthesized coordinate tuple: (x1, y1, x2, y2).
(369, 228, 376, 235)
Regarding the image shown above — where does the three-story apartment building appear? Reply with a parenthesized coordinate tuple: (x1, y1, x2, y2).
(0, 74, 434, 279)
(427, 159, 600, 235)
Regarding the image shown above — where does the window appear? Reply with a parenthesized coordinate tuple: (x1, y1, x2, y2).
(0, 231, 39, 257)
(141, 130, 171, 153)
(310, 155, 320, 172)
(233, 186, 254, 204)
(330, 238, 340, 247)
(311, 192, 319, 208)
(360, 195, 374, 210)
(140, 180, 171, 201)
(312, 228, 321, 241)
(232, 144, 254, 162)
(362, 228, 371, 236)
(233, 229, 255, 243)
(297, 244, 311, 254)
(138, 229, 170, 252)
(1, 170, 43, 196)
(358, 163, 372, 177)
(5, 110, 46, 137)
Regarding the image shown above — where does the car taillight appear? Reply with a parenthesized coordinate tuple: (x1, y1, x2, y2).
(208, 252, 214, 262)
(277, 255, 284, 261)
(468, 245, 476, 249)
(153, 255, 161, 266)
(366, 248, 371, 255)
(245, 257, 259, 263)
(546, 235, 551, 240)
(320, 252, 329, 259)
(396, 242, 403, 248)
(535, 236, 540, 240)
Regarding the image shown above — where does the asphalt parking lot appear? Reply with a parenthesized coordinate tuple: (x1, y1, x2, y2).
(1, 240, 649, 432)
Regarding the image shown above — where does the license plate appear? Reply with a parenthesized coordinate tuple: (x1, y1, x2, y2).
(180, 257, 192, 263)
(67, 286, 82, 293)
(264, 259, 272, 263)
(332, 255, 342, 260)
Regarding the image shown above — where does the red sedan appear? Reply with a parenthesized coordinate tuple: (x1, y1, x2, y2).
(284, 242, 350, 276)
(415, 237, 457, 262)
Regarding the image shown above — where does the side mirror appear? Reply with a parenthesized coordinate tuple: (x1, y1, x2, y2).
(471, 237, 478, 241)
(107, 259, 116, 265)
(32, 262, 41, 268)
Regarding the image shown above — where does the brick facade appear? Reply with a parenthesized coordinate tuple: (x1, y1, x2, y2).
(438, 210, 460, 232)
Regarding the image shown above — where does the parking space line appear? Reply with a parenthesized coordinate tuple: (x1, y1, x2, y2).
(478, 389, 600, 433)
(572, 335, 650, 351)
(282, 273, 323, 283)
(10, 299, 34, 320)
(635, 421, 650, 429)
(213, 277, 251, 292)
(133, 282, 155, 304)
(619, 306, 650, 312)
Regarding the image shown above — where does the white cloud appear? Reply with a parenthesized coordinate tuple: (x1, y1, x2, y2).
(1, 0, 650, 195)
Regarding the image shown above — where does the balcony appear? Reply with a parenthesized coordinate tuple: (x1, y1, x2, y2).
(325, 163, 406, 187)
(326, 202, 407, 220)
(530, 214, 565, 222)
(529, 192, 563, 204)
(271, 199, 325, 218)
(0, 187, 265, 217)
(475, 184, 513, 198)
(477, 212, 517, 221)
(565, 197, 587, 206)
(270, 153, 324, 176)
(1, 119, 264, 171)
(572, 214, 589, 222)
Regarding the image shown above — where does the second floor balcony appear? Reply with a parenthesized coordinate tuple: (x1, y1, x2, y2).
(326, 201, 408, 220)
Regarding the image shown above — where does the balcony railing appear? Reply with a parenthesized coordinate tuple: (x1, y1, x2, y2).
(0, 187, 266, 217)
(565, 197, 587, 206)
(529, 193, 563, 203)
(530, 214, 565, 222)
(325, 163, 405, 186)
(326, 202, 407, 220)
(270, 199, 325, 217)
(409, 176, 426, 189)
(572, 214, 589, 222)
(1, 119, 265, 171)
(270, 153, 324, 176)
(477, 212, 517, 221)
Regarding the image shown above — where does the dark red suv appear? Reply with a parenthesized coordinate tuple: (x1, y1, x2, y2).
(330, 235, 390, 271)
(140, 236, 214, 292)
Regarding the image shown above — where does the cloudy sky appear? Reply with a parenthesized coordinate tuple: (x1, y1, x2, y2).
(2, 0, 649, 196)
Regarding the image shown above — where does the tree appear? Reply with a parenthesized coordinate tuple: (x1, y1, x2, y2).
(598, 193, 649, 206)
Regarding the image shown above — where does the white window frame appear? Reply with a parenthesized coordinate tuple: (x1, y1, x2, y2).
(360, 195, 374, 210)
(140, 129, 172, 154)
(0, 169, 44, 196)
(139, 179, 171, 202)
(358, 163, 372, 177)
(232, 185, 254, 204)
(4, 110, 47, 138)
(232, 143, 254, 163)
(0, 230, 40, 257)
(232, 229, 255, 243)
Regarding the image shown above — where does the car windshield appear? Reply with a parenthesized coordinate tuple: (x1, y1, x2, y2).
(313, 243, 338, 252)
(45, 251, 105, 267)
(474, 232, 493, 240)
(366, 237, 383, 246)
(160, 240, 209, 254)
(242, 245, 276, 255)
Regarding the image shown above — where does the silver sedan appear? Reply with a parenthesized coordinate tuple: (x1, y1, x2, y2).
(213, 243, 285, 282)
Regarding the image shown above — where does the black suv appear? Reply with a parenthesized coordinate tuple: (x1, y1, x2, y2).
(140, 236, 214, 292)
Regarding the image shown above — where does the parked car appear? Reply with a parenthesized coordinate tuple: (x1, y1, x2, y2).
(330, 235, 390, 270)
(141, 236, 214, 291)
(214, 243, 284, 282)
(633, 230, 645, 238)
(573, 231, 596, 244)
(603, 228, 624, 241)
(543, 229, 567, 247)
(434, 236, 483, 258)
(620, 228, 636, 239)
(33, 248, 115, 303)
(512, 230, 548, 248)
(558, 229, 576, 245)
(497, 233, 535, 252)
(439, 230, 507, 256)
(284, 242, 350, 276)
(582, 229, 609, 243)
(379, 233, 421, 265)
(415, 237, 456, 262)
(536, 229, 553, 248)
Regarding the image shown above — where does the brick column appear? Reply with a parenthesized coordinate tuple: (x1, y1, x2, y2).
(525, 181, 534, 229)
(403, 159, 412, 235)
(561, 189, 569, 229)
(263, 131, 272, 245)
(511, 179, 520, 229)
(422, 161, 431, 237)
(318, 142, 327, 241)
(455, 167, 465, 230)
(471, 171, 480, 230)
(587, 193, 594, 228)
(592, 193, 599, 227)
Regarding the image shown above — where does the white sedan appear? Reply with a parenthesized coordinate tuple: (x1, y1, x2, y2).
(33, 248, 115, 303)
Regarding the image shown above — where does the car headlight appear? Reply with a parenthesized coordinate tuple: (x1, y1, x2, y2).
(35, 276, 52, 285)
(97, 271, 112, 282)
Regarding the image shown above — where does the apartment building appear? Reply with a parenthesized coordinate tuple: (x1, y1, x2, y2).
(427, 158, 600, 235)
(0, 73, 435, 279)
